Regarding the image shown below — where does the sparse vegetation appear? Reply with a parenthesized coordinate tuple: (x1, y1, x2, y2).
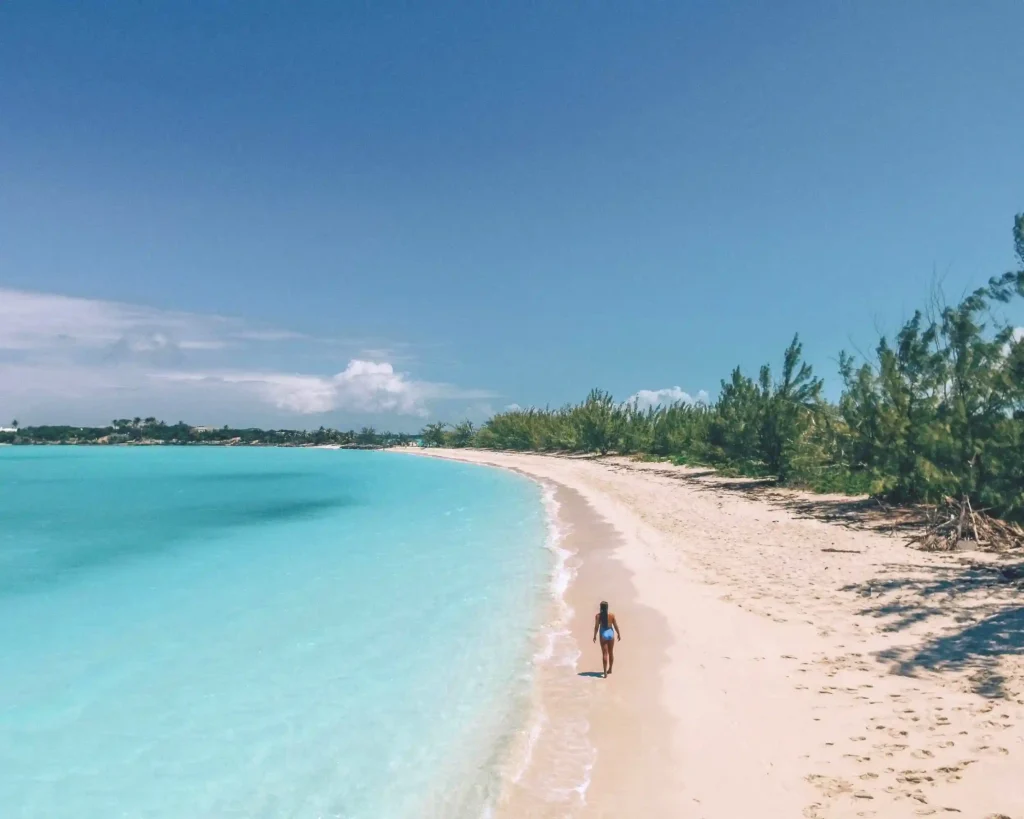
(449, 215, 1024, 522)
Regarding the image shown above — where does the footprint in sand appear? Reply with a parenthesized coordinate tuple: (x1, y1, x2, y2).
(911, 749, 934, 759)
(806, 774, 853, 798)
(897, 772, 934, 785)
(873, 742, 907, 758)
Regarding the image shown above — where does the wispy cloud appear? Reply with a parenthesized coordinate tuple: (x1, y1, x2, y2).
(229, 329, 309, 343)
(0, 288, 490, 423)
(154, 361, 492, 417)
(627, 386, 709, 410)
(0, 289, 235, 353)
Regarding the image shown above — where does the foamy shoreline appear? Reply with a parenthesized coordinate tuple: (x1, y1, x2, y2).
(396, 448, 1024, 818)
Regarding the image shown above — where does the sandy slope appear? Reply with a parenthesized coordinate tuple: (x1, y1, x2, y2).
(402, 449, 1024, 819)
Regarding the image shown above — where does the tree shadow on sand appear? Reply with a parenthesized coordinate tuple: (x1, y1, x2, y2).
(841, 561, 1024, 699)
(880, 607, 1024, 699)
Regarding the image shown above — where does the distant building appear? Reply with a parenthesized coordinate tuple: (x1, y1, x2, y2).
(0, 427, 17, 433)
(190, 425, 216, 434)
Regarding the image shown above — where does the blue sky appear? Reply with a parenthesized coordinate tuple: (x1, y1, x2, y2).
(1, 2, 1022, 429)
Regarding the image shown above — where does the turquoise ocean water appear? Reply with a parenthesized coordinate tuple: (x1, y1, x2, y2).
(0, 448, 551, 818)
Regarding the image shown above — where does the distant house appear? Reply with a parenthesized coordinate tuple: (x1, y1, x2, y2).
(190, 425, 216, 434)
(0, 427, 17, 433)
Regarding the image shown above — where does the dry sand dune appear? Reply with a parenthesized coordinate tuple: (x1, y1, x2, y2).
(404, 449, 1024, 819)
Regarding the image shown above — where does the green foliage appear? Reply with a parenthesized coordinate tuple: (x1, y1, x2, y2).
(576, 389, 619, 454)
(420, 422, 449, 448)
(449, 420, 476, 448)
(475, 213, 1024, 521)
(835, 249, 1024, 518)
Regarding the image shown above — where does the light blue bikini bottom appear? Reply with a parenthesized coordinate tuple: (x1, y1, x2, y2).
(601, 628, 615, 642)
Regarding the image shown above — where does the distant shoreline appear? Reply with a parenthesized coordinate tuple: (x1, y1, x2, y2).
(0, 420, 422, 449)
(0, 440, 395, 449)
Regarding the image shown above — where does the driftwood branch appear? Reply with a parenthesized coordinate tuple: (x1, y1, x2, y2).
(907, 496, 1024, 553)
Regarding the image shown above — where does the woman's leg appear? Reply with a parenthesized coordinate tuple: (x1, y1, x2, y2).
(606, 639, 615, 674)
(600, 640, 609, 676)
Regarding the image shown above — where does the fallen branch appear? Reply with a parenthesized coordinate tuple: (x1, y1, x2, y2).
(907, 496, 1024, 553)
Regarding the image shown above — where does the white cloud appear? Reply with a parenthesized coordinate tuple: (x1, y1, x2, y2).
(230, 329, 308, 343)
(504, 403, 523, 412)
(179, 340, 231, 350)
(154, 360, 489, 417)
(0, 288, 490, 423)
(0, 289, 240, 353)
(627, 386, 709, 410)
(1014, 327, 1023, 343)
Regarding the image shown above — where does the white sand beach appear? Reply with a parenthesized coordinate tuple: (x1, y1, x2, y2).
(403, 449, 1024, 819)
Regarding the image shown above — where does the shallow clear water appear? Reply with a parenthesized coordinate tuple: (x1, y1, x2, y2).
(0, 448, 550, 818)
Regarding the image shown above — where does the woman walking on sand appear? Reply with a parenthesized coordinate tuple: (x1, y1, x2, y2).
(592, 601, 621, 677)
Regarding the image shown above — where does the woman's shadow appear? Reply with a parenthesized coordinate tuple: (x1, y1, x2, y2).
(577, 671, 606, 678)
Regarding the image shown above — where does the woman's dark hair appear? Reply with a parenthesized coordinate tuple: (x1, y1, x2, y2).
(599, 600, 609, 630)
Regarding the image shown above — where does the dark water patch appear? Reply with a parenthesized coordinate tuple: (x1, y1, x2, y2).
(0, 470, 320, 488)
(189, 470, 319, 485)
(0, 453, 56, 464)
(0, 495, 356, 600)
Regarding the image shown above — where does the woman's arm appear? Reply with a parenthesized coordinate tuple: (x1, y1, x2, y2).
(612, 613, 622, 641)
(592, 613, 599, 643)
